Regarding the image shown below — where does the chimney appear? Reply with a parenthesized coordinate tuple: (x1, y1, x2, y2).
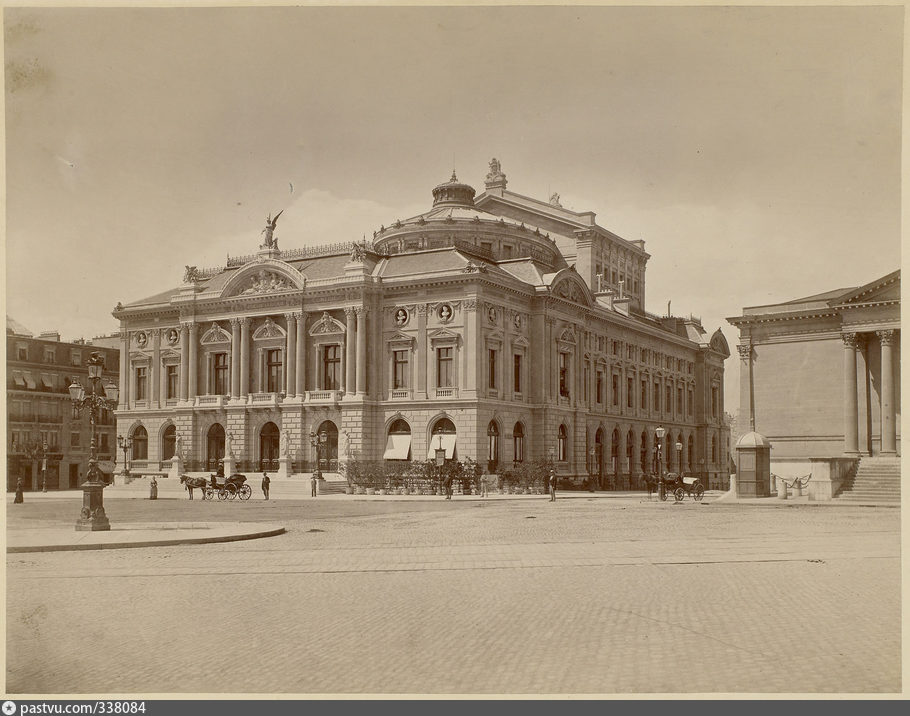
(38, 331, 61, 342)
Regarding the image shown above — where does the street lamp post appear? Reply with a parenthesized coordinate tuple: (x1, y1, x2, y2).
(588, 446, 596, 491)
(117, 435, 133, 479)
(310, 430, 328, 480)
(675, 440, 683, 476)
(41, 440, 48, 493)
(69, 352, 119, 532)
(655, 425, 666, 500)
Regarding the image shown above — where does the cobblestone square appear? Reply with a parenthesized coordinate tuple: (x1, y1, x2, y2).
(5, 497, 901, 695)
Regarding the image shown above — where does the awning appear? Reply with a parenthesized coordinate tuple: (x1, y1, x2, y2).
(12, 372, 26, 387)
(41, 374, 54, 389)
(383, 433, 412, 460)
(426, 433, 456, 460)
(23, 373, 37, 389)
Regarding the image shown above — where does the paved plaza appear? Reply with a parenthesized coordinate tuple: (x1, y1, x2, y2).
(6, 495, 901, 695)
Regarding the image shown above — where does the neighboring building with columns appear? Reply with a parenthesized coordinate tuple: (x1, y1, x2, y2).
(112, 160, 730, 488)
(728, 270, 900, 465)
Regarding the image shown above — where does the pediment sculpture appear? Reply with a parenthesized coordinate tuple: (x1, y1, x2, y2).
(241, 269, 292, 295)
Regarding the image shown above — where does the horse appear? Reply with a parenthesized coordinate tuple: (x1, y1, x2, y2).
(180, 474, 210, 500)
(641, 473, 660, 500)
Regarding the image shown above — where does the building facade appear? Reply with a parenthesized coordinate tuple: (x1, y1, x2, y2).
(6, 321, 119, 491)
(728, 270, 900, 462)
(113, 161, 730, 488)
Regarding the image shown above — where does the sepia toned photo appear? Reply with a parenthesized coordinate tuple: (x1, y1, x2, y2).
(4, 3, 902, 698)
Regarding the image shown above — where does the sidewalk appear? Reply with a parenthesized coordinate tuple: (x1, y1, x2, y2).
(711, 490, 900, 508)
(6, 521, 286, 553)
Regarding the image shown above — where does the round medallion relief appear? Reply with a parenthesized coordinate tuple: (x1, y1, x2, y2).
(394, 308, 409, 326)
(438, 304, 453, 323)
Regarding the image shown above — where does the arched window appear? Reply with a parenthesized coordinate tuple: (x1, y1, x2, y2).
(384, 419, 412, 460)
(640, 430, 648, 472)
(428, 417, 457, 461)
(487, 421, 499, 472)
(688, 434, 695, 472)
(513, 422, 525, 464)
(162, 425, 176, 461)
(316, 421, 339, 468)
(626, 430, 634, 465)
(132, 425, 148, 460)
(711, 435, 717, 464)
(206, 423, 225, 472)
(557, 424, 568, 462)
(260, 422, 280, 470)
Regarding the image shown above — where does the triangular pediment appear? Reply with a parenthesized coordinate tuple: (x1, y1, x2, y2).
(428, 327, 460, 341)
(308, 312, 346, 336)
(160, 349, 181, 361)
(832, 270, 900, 307)
(253, 317, 286, 340)
(387, 331, 415, 345)
(511, 335, 530, 348)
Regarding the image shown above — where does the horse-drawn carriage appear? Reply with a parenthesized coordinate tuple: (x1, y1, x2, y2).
(643, 472, 705, 502)
(180, 473, 252, 501)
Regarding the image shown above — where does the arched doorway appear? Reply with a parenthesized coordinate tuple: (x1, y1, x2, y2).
(594, 428, 605, 489)
(487, 421, 500, 473)
(260, 422, 280, 471)
(513, 422, 525, 464)
(688, 434, 695, 473)
(640, 430, 649, 476)
(206, 424, 225, 472)
(132, 426, 148, 460)
(162, 425, 176, 461)
(384, 419, 412, 461)
(317, 420, 338, 471)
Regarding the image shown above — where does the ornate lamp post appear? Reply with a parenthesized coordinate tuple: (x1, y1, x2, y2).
(309, 429, 328, 480)
(655, 425, 666, 500)
(40, 440, 48, 493)
(675, 440, 683, 476)
(117, 435, 133, 478)
(69, 352, 119, 531)
(588, 446, 596, 491)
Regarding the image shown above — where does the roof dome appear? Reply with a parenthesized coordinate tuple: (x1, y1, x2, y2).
(736, 431, 772, 448)
(431, 171, 476, 208)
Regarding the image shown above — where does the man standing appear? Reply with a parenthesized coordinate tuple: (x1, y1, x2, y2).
(261, 472, 270, 501)
(311, 473, 317, 498)
(549, 469, 557, 502)
(443, 472, 453, 500)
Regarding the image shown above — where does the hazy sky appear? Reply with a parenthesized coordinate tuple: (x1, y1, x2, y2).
(4, 4, 903, 416)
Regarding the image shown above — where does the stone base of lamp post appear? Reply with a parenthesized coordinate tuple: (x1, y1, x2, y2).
(224, 454, 237, 477)
(75, 480, 110, 531)
(276, 456, 291, 479)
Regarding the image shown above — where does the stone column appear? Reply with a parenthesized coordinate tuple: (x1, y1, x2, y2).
(119, 330, 130, 409)
(151, 329, 161, 408)
(344, 307, 356, 394)
(842, 333, 860, 455)
(230, 318, 241, 399)
(179, 324, 188, 401)
(546, 318, 556, 400)
(286, 313, 297, 398)
(296, 313, 306, 396)
(417, 304, 429, 399)
(878, 330, 896, 455)
(188, 323, 198, 399)
(240, 317, 250, 398)
(356, 306, 368, 395)
(737, 343, 754, 432)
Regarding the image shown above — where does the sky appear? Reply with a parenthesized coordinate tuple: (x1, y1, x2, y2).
(4, 4, 903, 417)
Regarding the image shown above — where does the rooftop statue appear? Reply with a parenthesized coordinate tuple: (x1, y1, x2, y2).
(261, 210, 284, 249)
(183, 265, 200, 284)
(350, 241, 366, 263)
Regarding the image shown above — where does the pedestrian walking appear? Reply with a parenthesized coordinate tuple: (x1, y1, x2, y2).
(549, 468, 557, 502)
(149, 477, 158, 500)
(261, 472, 271, 500)
(444, 473, 453, 500)
(311, 474, 317, 497)
(14, 478, 24, 504)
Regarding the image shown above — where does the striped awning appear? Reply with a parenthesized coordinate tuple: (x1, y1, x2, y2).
(426, 434, 456, 460)
(383, 433, 412, 460)
(12, 371, 26, 387)
(23, 373, 37, 389)
(41, 374, 55, 389)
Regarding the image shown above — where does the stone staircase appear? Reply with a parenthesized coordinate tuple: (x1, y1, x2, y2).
(835, 456, 901, 503)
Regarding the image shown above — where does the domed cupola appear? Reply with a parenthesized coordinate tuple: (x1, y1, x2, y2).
(431, 171, 476, 208)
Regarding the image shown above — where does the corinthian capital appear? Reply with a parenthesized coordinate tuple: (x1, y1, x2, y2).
(876, 330, 895, 346)
(841, 333, 858, 349)
(343, 306, 356, 319)
(736, 344, 752, 360)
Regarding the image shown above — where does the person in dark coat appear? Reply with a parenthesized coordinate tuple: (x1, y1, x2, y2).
(310, 474, 317, 497)
(14, 478, 24, 504)
(261, 472, 270, 500)
(549, 469, 557, 502)
(443, 473, 453, 500)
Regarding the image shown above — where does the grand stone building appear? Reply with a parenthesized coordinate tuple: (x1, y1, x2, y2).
(113, 160, 730, 488)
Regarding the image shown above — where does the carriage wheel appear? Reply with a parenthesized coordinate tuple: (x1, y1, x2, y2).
(239, 484, 252, 501)
(694, 484, 705, 501)
(673, 487, 686, 502)
(203, 487, 214, 501)
(217, 488, 228, 501)
(659, 487, 668, 502)
(227, 484, 238, 500)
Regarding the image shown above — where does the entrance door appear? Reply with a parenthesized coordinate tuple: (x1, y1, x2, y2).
(69, 464, 80, 488)
(207, 424, 225, 472)
(316, 421, 338, 471)
(594, 429, 605, 489)
(259, 422, 280, 471)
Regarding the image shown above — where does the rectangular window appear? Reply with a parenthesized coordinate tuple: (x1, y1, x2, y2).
(688, 389, 694, 416)
(712, 386, 719, 418)
(665, 385, 672, 413)
(213, 354, 228, 395)
(513, 354, 522, 393)
(627, 377, 634, 408)
(166, 364, 179, 399)
(641, 379, 647, 409)
(17, 346, 28, 360)
(558, 353, 569, 397)
(393, 350, 409, 389)
(612, 374, 619, 406)
(677, 386, 683, 415)
(584, 365, 590, 402)
(437, 347, 453, 388)
(266, 349, 282, 393)
(99, 433, 109, 451)
(43, 348, 55, 364)
(323, 345, 341, 390)
(49, 431, 59, 449)
(71, 350, 82, 366)
(503, 245, 513, 259)
(135, 366, 148, 401)
(596, 371, 603, 404)
(70, 432, 81, 448)
(488, 349, 497, 389)
(654, 381, 660, 411)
